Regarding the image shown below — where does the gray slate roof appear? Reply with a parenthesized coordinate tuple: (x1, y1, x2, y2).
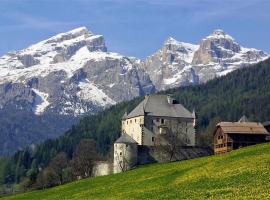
(124, 94, 194, 119)
(115, 133, 138, 144)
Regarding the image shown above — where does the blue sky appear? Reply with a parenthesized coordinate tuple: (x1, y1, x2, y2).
(0, 0, 270, 59)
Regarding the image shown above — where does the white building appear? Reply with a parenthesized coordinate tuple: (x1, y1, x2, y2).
(121, 94, 196, 146)
(113, 94, 196, 173)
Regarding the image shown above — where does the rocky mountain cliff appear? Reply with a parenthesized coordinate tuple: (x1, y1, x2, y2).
(0, 27, 154, 117)
(0, 27, 268, 155)
(142, 29, 268, 90)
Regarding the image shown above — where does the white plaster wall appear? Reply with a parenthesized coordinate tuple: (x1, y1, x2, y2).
(122, 116, 144, 144)
(113, 143, 138, 174)
(142, 126, 155, 146)
(144, 117, 196, 146)
(92, 162, 112, 177)
(122, 116, 195, 147)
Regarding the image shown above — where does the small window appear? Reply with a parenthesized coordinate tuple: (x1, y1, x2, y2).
(126, 144, 128, 147)
(161, 119, 164, 124)
(152, 137, 154, 142)
(130, 120, 132, 124)
(135, 119, 137, 123)
(127, 121, 128, 125)
(156, 118, 160, 122)
(119, 152, 122, 156)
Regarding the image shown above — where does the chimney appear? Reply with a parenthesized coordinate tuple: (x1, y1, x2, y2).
(167, 95, 173, 104)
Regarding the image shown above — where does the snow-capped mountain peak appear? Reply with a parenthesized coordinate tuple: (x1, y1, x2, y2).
(206, 29, 235, 41)
(142, 29, 268, 90)
(0, 27, 268, 116)
(191, 29, 268, 81)
(164, 37, 199, 52)
(0, 27, 154, 116)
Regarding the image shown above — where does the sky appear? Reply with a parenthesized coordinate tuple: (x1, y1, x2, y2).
(0, 0, 270, 59)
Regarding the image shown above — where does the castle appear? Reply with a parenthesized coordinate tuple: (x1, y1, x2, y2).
(113, 94, 196, 173)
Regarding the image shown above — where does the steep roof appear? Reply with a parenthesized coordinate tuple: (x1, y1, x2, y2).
(125, 94, 193, 119)
(115, 133, 138, 144)
(216, 122, 268, 135)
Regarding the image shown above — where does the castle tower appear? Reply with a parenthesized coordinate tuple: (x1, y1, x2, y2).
(113, 133, 138, 174)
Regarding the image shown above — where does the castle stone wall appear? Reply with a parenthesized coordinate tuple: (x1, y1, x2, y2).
(113, 142, 138, 173)
(92, 161, 112, 177)
(137, 145, 213, 164)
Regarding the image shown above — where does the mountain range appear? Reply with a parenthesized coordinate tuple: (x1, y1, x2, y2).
(0, 27, 268, 155)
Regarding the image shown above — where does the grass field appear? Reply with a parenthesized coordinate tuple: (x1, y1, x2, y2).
(3, 143, 270, 200)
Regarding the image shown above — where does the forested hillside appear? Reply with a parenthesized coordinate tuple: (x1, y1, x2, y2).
(0, 58, 270, 191)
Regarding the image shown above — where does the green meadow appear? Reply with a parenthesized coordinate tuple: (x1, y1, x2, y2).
(3, 143, 270, 200)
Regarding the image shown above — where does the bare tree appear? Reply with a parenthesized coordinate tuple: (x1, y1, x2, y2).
(72, 139, 99, 179)
(49, 152, 69, 185)
(115, 146, 129, 172)
(154, 120, 189, 161)
(35, 167, 59, 189)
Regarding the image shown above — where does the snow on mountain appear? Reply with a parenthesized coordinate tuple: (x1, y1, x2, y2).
(77, 79, 116, 107)
(191, 29, 269, 82)
(141, 36, 200, 90)
(0, 27, 154, 116)
(31, 89, 50, 115)
(0, 27, 268, 114)
(142, 29, 268, 90)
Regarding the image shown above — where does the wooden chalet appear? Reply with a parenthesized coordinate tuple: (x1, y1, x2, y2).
(213, 116, 269, 154)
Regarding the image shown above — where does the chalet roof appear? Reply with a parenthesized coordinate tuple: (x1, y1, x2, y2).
(124, 94, 194, 119)
(115, 133, 138, 144)
(217, 122, 269, 135)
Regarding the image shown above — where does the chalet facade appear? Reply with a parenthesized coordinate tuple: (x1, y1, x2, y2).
(213, 116, 269, 154)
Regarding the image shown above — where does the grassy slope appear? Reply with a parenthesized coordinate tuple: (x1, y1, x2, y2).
(3, 143, 270, 200)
